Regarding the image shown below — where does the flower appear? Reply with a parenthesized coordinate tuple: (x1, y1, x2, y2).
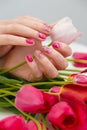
(72, 52, 87, 67)
(0, 115, 28, 130)
(27, 120, 40, 130)
(49, 86, 61, 93)
(27, 120, 48, 130)
(51, 17, 81, 44)
(15, 85, 59, 113)
(47, 101, 77, 130)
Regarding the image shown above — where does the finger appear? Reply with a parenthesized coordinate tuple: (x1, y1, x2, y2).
(41, 46, 68, 70)
(15, 19, 51, 35)
(0, 45, 12, 57)
(18, 16, 44, 23)
(52, 41, 72, 57)
(25, 54, 43, 81)
(4, 24, 47, 41)
(0, 34, 35, 46)
(34, 50, 58, 79)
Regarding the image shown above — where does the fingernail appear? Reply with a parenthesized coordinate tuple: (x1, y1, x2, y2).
(52, 42, 61, 48)
(26, 39, 35, 44)
(35, 50, 44, 58)
(38, 33, 46, 40)
(42, 47, 52, 54)
(26, 54, 33, 62)
(44, 23, 51, 32)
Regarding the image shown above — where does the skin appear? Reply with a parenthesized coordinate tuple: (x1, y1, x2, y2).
(0, 16, 72, 81)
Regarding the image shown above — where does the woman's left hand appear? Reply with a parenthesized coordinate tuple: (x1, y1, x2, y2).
(2, 40, 72, 81)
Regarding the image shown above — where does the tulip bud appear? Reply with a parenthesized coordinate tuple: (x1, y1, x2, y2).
(51, 17, 81, 44)
(72, 52, 87, 67)
(27, 120, 49, 130)
(15, 85, 58, 113)
(0, 115, 28, 130)
(73, 74, 87, 86)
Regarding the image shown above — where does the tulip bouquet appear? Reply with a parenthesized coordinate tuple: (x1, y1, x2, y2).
(0, 17, 87, 130)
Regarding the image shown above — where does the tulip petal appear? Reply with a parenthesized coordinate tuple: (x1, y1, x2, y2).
(51, 17, 81, 44)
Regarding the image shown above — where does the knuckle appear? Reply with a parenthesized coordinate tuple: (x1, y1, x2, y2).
(7, 24, 19, 31)
(20, 16, 30, 19)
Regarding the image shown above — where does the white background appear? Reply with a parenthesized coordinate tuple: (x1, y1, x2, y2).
(0, 0, 87, 44)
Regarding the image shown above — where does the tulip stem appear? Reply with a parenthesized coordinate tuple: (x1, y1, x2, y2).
(64, 68, 82, 72)
(0, 89, 16, 96)
(41, 114, 47, 130)
(3, 97, 42, 130)
(29, 81, 72, 86)
(67, 58, 87, 64)
(0, 57, 85, 75)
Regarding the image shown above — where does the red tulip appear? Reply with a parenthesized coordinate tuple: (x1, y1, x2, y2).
(47, 101, 77, 130)
(0, 115, 28, 130)
(72, 52, 87, 67)
(48, 100, 87, 130)
(15, 85, 58, 113)
(60, 84, 87, 121)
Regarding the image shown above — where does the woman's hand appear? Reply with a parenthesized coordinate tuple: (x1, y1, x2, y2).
(3, 41, 72, 81)
(0, 16, 51, 57)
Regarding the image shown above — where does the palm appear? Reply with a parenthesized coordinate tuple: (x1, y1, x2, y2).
(2, 41, 43, 80)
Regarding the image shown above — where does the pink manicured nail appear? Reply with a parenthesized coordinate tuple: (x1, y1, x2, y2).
(26, 54, 33, 62)
(35, 50, 44, 58)
(42, 47, 51, 54)
(38, 33, 46, 40)
(44, 24, 51, 32)
(26, 39, 35, 44)
(52, 42, 61, 48)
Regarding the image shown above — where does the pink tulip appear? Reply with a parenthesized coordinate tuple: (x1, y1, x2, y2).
(27, 120, 39, 130)
(49, 86, 61, 93)
(27, 120, 49, 130)
(72, 52, 87, 67)
(15, 85, 58, 113)
(0, 115, 28, 130)
(73, 73, 87, 86)
(51, 17, 81, 44)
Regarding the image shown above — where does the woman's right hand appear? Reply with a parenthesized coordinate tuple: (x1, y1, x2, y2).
(0, 16, 51, 57)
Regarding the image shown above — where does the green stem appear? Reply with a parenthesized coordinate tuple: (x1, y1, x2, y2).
(41, 114, 47, 130)
(3, 97, 42, 130)
(0, 58, 85, 75)
(59, 72, 70, 76)
(0, 61, 26, 75)
(67, 58, 87, 64)
(29, 81, 71, 86)
(64, 68, 82, 72)
(0, 89, 16, 96)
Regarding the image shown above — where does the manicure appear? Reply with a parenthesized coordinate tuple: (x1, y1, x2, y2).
(38, 33, 46, 40)
(44, 23, 51, 32)
(26, 54, 33, 62)
(26, 39, 35, 44)
(35, 50, 44, 58)
(52, 41, 61, 48)
(42, 47, 52, 54)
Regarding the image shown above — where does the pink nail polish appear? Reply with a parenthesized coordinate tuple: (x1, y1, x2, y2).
(26, 39, 35, 44)
(42, 47, 51, 54)
(52, 42, 61, 48)
(38, 33, 46, 40)
(44, 24, 51, 32)
(26, 54, 33, 62)
(35, 50, 44, 58)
